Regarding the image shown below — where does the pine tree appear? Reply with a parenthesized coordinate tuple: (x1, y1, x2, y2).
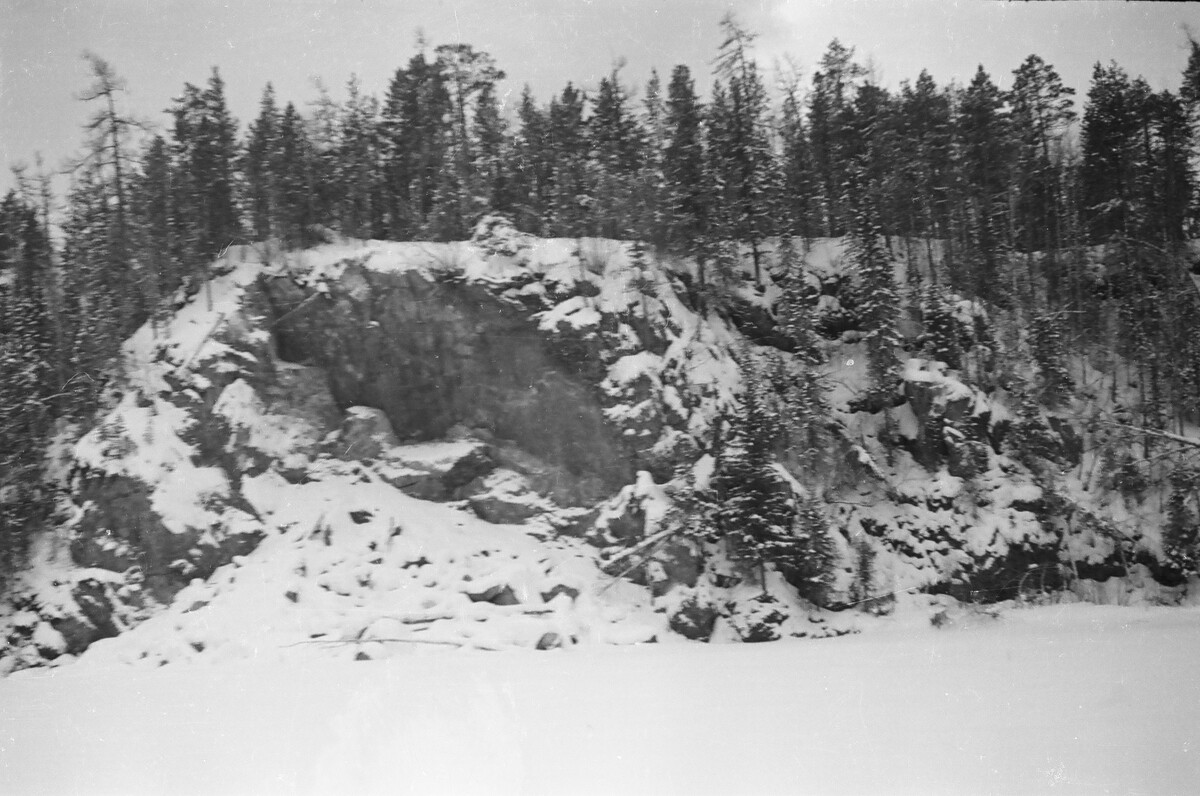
(1146, 89, 1192, 244)
(1009, 55, 1075, 268)
(1080, 62, 1148, 242)
(426, 43, 505, 236)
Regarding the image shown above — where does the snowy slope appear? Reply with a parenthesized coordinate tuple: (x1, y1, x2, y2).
(2, 602, 1198, 795)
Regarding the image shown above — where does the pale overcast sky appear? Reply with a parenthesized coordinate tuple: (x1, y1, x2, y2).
(2, 0, 1199, 197)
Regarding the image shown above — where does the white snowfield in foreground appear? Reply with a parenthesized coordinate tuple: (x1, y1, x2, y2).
(2, 603, 1198, 795)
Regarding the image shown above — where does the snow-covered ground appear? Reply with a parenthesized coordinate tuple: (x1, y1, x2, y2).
(2, 602, 1197, 795)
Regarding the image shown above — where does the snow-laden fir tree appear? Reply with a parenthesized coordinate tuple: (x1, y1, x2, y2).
(774, 235, 824, 366)
(1163, 464, 1200, 580)
(1029, 311, 1073, 407)
(843, 164, 900, 400)
(713, 362, 833, 596)
(0, 193, 53, 575)
(918, 285, 964, 370)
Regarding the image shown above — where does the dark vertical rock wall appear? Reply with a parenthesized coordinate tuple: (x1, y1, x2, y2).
(262, 264, 635, 503)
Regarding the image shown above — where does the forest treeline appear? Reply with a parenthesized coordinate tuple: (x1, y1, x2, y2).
(3, 16, 1200, 573)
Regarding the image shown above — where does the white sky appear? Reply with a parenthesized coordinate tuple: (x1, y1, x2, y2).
(2, 0, 1199, 197)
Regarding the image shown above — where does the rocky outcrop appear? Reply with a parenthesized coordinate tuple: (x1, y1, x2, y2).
(262, 264, 634, 505)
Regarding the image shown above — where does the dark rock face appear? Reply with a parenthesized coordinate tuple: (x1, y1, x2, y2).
(70, 474, 262, 603)
(263, 265, 634, 504)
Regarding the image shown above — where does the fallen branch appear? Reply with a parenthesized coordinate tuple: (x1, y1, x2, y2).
(269, 292, 324, 329)
(1089, 418, 1200, 449)
(601, 527, 677, 576)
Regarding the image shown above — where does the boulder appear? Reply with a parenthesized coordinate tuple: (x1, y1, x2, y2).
(466, 470, 553, 525)
(536, 631, 565, 650)
(374, 439, 496, 501)
(339, 406, 399, 461)
(668, 595, 718, 641)
(466, 584, 520, 605)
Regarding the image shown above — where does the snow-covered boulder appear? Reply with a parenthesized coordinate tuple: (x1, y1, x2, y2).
(338, 406, 399, 461)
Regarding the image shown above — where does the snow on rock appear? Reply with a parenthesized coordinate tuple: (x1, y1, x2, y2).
(5, 229, 1197, 674)
(61, 462, 664, 668)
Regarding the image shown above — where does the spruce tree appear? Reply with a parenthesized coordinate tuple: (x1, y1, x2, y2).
(588, 67, 644, 238)
(0, 195, 53, 574)
(129, 135, 181, 324)
(1164, 464, 1200, 579)
(844, 165, 900, 400)
(511, 86, 552, 234)
(242, 83, 281, 242)
(337, 75, 384, 239)
(276, 102, 318, 247)
(712, 366, 797, 593)
(808, 40, 866, 235)
(473, 82, 510, 217)
(897, 71, 953, 254)
(168, 68, 242, 262)
(779, 71, 823, 240)
(1009, 55, 1075, 266)
(919, 285, 964, 371)
(662, 65, 710, 259)
(711, 14, 777, 282)
(546, 83, 589, 237)
(953, 65, 1013, 305)
(1080, 62, 1147, 242)
(1029, 311, 1073, 407)
(638, 68, 668, 248)
(775, 235, 824, 365)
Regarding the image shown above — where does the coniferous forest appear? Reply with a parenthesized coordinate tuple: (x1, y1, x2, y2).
(4, 14, 1200, 584)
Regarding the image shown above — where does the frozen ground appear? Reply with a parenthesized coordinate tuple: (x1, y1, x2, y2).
(2, 602, 1197, 795)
